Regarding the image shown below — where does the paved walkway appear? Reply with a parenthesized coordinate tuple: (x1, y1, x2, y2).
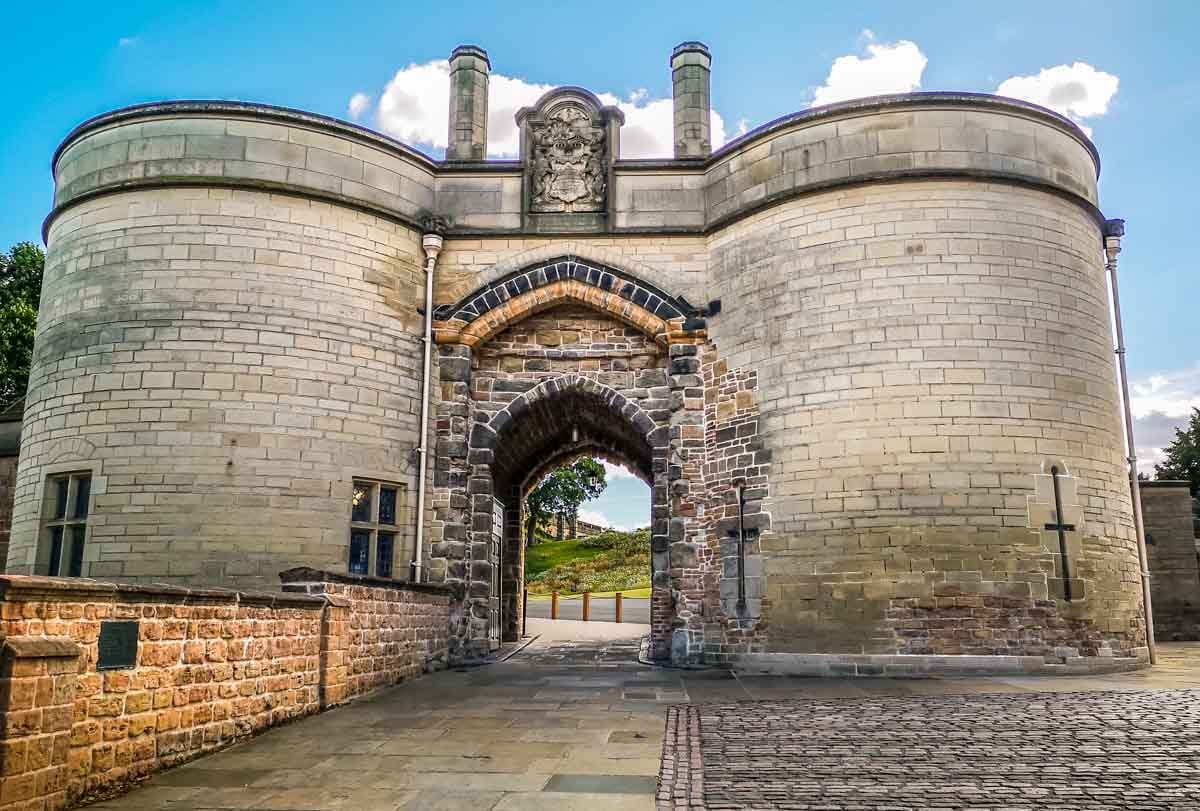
(526, 596, 651, 623)
(86, 640, 1200, 811)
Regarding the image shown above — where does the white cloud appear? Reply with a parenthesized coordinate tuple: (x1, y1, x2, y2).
(579, 508, 629, 532)
(348, 92, 372, 121)
(118, 36, 139, 48)
(368, 59, 732, 159)
(812, 31, 927, 107)
(375, 60, 455, 152)
(995, 62, 1118, 136)
(1129, 367, 1200, 475)
(600, 460, 637, 481)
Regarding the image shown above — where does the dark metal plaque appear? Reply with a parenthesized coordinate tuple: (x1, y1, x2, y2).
(97, 620, 139, 670)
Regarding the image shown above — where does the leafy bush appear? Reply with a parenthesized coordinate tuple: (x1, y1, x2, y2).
(578, 528, 650, 552)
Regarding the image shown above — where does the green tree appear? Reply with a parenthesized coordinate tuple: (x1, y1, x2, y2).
(1155, 407, 1200, 496)
(0, 242, 44, 405)
(524, 458, 607, 546)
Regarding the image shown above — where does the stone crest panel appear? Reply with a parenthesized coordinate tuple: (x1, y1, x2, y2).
(530, 103, 606, 212)
(517, 88, 623, 226)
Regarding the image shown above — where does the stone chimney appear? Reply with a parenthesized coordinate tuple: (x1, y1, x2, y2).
(671, 41, 712, 159)
(446, 45, 490, 161)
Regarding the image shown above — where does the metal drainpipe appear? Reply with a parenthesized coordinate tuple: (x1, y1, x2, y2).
(1104, 218, 1156, 665)
(734, 479, 747, 611)
(411, 228, 444, 583)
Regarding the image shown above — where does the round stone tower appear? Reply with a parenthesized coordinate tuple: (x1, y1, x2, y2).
(9, 43, 1148, 672)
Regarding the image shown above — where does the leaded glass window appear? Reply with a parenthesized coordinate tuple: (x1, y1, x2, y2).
(348, 479, 404, 579)
(41, 472, 91, 577)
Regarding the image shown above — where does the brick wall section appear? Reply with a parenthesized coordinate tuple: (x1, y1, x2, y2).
(279, 567, 450, 697)
(0, 454, 16, 573)
(0, 571, 449, 810)
(886, 588, 1121, 657)
(1141, 481, 1200, 641)
(0, 636, 77, 810)
(698, 359, 772, 663)
(0, 576, 327, 809)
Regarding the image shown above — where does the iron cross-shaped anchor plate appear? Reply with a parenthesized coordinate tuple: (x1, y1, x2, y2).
(1044, 465, 1077, 601)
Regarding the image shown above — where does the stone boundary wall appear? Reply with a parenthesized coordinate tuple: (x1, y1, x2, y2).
(0, 454, 16, 574)
(1141, 481, 1200, 641)
(279, 567, 451, 697)
(0, 572, 450, 810)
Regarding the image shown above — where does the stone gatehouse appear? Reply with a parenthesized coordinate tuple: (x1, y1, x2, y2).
(6, 41, 1151, 671)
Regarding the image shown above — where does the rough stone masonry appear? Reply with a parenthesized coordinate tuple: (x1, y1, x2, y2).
(5, 40, 1153, 673)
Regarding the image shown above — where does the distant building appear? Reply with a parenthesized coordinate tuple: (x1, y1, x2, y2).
(537, 514, 607, 540)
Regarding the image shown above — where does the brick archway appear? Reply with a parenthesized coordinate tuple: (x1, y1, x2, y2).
(433, 255, 705, 351)
(464, 375, 671, 656)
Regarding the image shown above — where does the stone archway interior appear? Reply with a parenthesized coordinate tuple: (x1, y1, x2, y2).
(490, 385, 657, 640)
(452, 299, 674, 656)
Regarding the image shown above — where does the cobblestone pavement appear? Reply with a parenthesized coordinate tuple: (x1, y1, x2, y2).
(660, 688, 1200, 810)
(86, 640, 1200, 811)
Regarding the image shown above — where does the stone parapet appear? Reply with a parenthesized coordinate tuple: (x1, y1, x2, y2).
(280, 567, 452, 697)
(0, 571, 446, 809)
(46, 93, 1099, 239)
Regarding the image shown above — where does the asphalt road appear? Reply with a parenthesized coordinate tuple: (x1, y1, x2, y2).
(524, 596, 650, 624)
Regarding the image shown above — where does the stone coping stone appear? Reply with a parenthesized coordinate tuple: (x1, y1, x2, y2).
(732, 650, 1150, 677)
(55, 93, 1095, 177)
(0, 574, 327, 608)
(1140, 480, 1191, 489)
(278, 566, 454, 597)
(2, 635, 81, 659)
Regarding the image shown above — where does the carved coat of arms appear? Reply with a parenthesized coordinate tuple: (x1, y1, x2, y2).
(529, 104, 606, 213)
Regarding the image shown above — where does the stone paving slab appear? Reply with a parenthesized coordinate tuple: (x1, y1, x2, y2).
(83, 640, 1200, 811)
(659, 688, 1200, 810)
(86, 633, 662, 811)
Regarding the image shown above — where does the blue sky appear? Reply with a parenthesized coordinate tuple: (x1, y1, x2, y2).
(4, 1, 1198, 529)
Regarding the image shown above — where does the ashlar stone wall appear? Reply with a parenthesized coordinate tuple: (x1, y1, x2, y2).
(1141, 481, 1200, 641)
(707, 180, 1144, 660)
(9, 188, 427, 587)
(21, 93, 1146, 671)
(0, 453, 16, 573)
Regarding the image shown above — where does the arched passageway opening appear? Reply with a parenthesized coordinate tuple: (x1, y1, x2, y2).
(429, 256, 745, 665)
(467, 377, 670, 651)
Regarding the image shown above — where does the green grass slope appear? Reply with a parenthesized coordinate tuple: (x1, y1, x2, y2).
(525, 529, 651, 595)
(525, 539, 607, 579)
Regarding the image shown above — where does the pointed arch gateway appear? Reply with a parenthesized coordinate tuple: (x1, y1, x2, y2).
(469, 376, 671, 651)
(430, 257, 701, 661)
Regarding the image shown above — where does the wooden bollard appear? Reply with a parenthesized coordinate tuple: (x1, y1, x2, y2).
(551, 591, 558, 620)
(582, 591, 591, 622)
(522, 588, 528, 636)
(615, 591, 623, 624)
